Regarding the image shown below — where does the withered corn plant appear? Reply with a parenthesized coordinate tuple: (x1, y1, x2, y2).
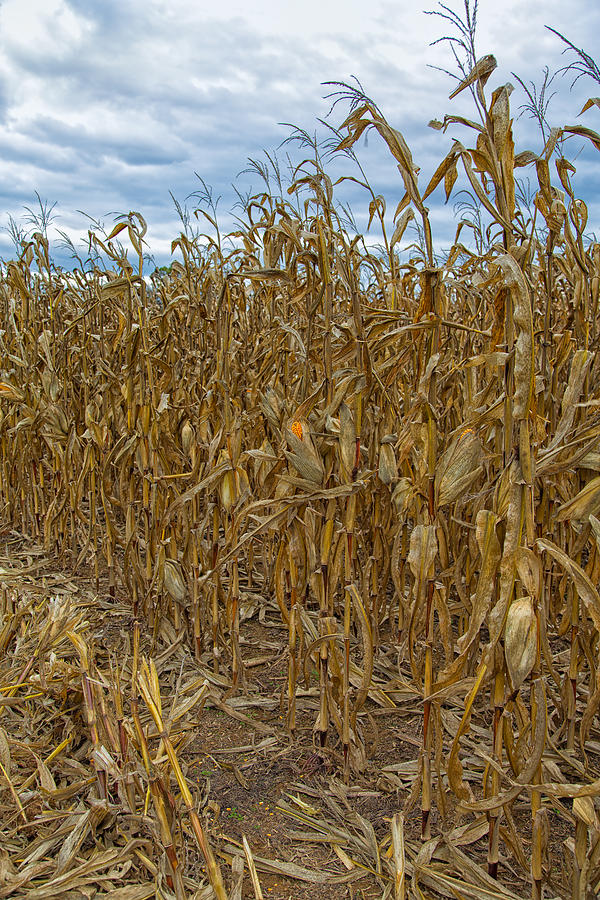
(3, 5, 600, 896)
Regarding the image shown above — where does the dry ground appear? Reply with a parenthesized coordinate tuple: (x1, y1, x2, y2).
(0, 532, 583, 899)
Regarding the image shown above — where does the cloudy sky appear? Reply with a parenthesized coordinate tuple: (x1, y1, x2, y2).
(0, 0, 598, 270)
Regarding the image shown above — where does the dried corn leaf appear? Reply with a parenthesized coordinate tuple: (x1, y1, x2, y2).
(537, 537, 600, 630)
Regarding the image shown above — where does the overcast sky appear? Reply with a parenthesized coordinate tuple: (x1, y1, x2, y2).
(0, 0, 598, 270)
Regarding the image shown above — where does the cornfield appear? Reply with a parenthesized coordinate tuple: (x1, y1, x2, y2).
(2, 20, 600, 900)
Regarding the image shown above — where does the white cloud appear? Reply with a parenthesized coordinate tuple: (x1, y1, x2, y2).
(0, 0, 596, 267)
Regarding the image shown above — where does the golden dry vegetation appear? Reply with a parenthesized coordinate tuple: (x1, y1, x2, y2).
(1, 21, 600, 900)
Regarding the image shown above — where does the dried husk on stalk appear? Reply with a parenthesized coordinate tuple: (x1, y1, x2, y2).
(504, 596, 537, 693)
(435, 428, 483, 506)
